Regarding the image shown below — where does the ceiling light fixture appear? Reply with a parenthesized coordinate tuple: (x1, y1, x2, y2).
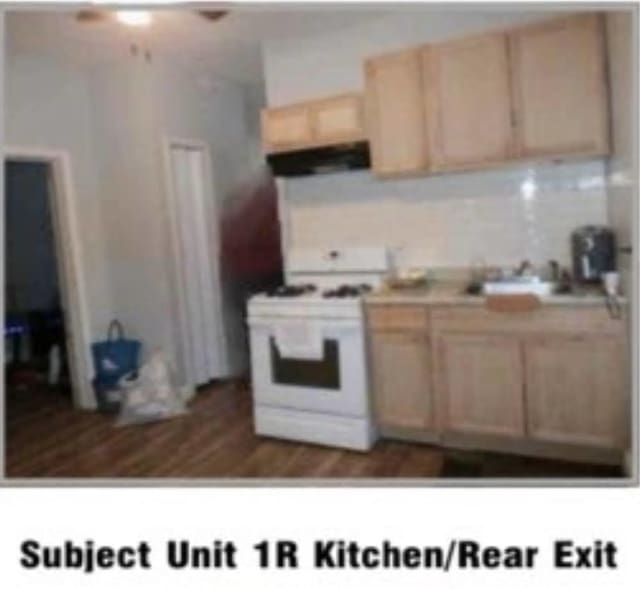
(115, 10, 153, 27)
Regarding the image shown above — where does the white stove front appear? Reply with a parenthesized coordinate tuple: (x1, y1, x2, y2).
(248, 312, 376, 450)
(247, 246, 389, 451)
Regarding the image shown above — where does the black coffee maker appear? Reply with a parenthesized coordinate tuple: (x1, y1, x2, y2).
(571, 225, 616, 284)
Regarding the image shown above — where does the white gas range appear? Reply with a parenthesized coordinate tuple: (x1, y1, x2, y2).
(247, 247, 390, 451)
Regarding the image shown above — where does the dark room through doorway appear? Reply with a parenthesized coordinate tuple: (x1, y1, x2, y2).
(5, 159, 70, 406)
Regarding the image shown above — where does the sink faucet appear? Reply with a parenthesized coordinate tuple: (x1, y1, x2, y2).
(514, 259, 533, 277)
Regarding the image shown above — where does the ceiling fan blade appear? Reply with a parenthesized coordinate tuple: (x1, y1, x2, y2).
(197, 10, 229, 22)
(75, 9, 110, 23)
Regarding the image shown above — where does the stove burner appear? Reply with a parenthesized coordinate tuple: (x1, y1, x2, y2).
(265, 284, 317, 298)
(322, 284, 373, 298)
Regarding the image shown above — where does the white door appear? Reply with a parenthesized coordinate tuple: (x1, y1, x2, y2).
(167, 143, 224, 386)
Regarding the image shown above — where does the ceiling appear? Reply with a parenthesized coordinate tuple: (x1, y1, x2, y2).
(5, 7, 393, 86)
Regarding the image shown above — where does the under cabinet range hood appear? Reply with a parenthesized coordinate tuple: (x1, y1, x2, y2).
(266, 141, 370, 177)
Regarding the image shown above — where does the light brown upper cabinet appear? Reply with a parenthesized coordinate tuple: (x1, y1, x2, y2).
(360, 12, 610, 177)
(365, 49, 429, 177)
(261, 104, 314, 153)
(509, 13, 609, 159)
(423, 33, 514, 171)
(261, 93, 365, 154)
(312, 93, 366, 145)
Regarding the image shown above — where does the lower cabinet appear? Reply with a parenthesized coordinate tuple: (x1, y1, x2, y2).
(369, 330, 432, 430)
(366, 303, 628, 462)
(437, 333, 525, 437)
(525, 334, 627, 449)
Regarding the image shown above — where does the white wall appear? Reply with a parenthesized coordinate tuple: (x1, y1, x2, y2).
(606, 11, 637, 292)
(89, 58, 174, 368)
(89, 57, 258, 380)
(151, 63, 261, 377)
(5, 54, 114, 339)
(6, 45, 261, 391)
(243, 82, 267, 168)
(263, 9, 609, 271)
(604, 10, 637, 470)
(263, 10, 557, 105)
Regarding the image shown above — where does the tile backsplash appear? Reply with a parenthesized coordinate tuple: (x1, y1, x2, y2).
(283, 160, 609, 272)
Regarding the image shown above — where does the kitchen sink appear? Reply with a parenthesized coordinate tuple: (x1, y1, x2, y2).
(482, 277, 557, 297)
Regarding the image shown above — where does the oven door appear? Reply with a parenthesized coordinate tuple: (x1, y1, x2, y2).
(248, 317, 369, 417)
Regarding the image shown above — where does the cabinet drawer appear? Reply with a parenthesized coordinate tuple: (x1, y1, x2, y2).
(430, 305, 625, 336)
(367, 305, 429, 331)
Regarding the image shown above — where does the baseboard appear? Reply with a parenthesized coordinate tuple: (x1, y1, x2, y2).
(441, 432, 624, 467)
(622, 449, 635, 478)
(378, 426, 624, 467)
(180, 384, 197, 404)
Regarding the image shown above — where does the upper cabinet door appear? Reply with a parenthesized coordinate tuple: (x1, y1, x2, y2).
(423, 33, 514, 171)
(311, 93, 366, 145)
(365, 49, 429, 177)
(509, 13, 609, 158)
(261, 104, 313, 153)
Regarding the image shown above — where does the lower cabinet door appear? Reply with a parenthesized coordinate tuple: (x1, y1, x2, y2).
(438, 333, 525, 437)
(370, 331, 432, 430)
(525, 335, 627, 448)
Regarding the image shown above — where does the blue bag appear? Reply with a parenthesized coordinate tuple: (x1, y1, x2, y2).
(92, 320, 141, 384)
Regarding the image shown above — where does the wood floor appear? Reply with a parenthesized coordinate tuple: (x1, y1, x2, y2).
(5, 381, 622, 480)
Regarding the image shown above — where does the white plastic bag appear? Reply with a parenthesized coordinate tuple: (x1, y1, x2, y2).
(116, 350, 187, 426)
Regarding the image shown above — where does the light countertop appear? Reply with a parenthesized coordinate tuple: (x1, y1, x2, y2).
(365, 281, 626, 307)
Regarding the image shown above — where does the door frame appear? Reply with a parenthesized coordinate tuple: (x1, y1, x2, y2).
(161, 136, 227, 394)
(4, 146, 94, 409)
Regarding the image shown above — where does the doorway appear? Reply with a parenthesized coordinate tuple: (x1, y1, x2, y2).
(163, 139, 227, 391)
(5, 160, 70, 404)
(3, 150, 93, 410)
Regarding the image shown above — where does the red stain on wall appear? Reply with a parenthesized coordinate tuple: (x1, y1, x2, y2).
(220, 169, 283, 286)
